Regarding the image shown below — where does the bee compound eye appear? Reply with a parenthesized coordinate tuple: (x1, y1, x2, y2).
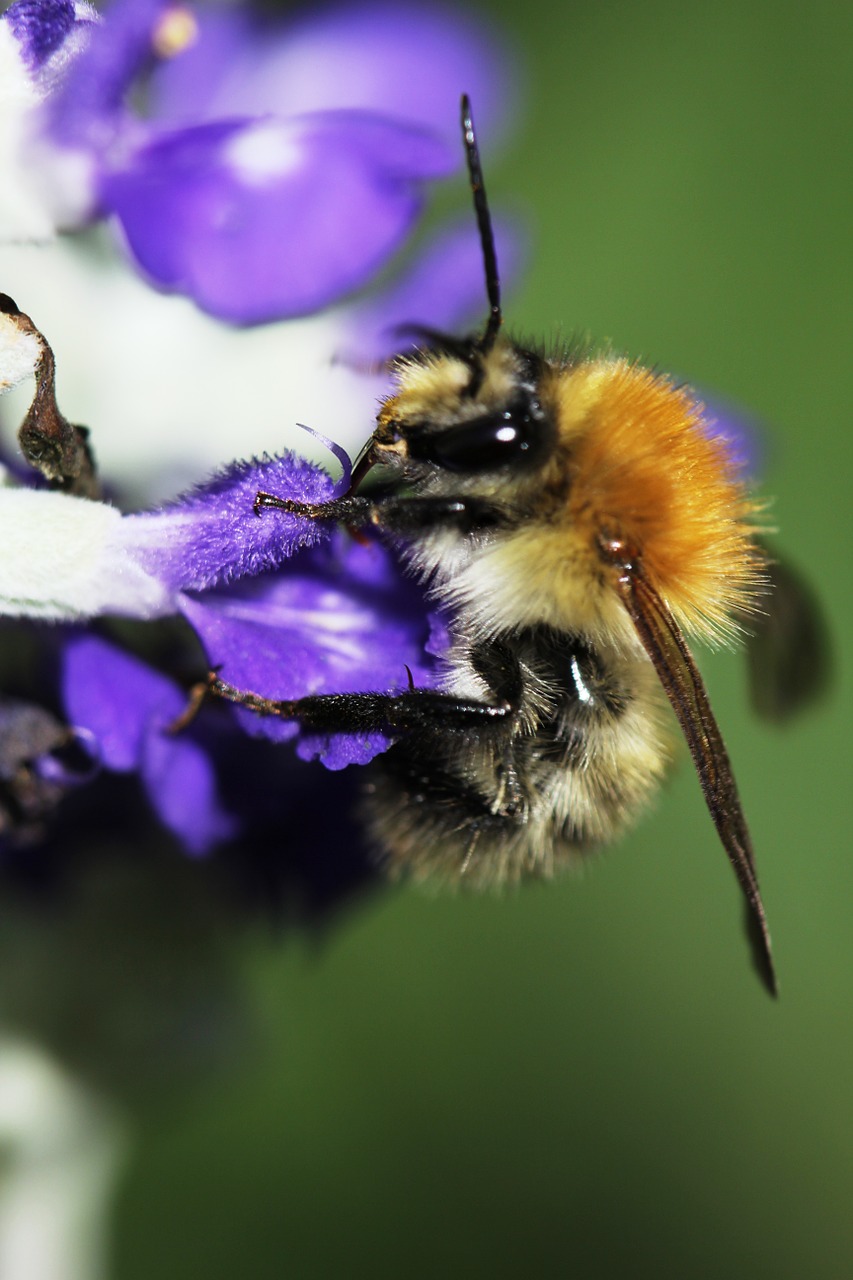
(414, 407, 544, 474)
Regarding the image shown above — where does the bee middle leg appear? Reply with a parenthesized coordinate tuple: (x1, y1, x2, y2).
(469, 639, 527, 820)
(208, 636, 525, 766)
(208, 676, 513, 736)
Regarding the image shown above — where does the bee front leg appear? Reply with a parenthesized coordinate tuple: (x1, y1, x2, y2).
(254, 491, 509, 536)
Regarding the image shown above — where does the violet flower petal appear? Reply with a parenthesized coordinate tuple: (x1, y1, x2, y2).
(46, 0, 166, 150)
(1, 0, 102, 233)
(141, 724, 236, 856)
(148, 2, 512, 145)
(0, 454, 337, 622)
(119, 451, 337, 595)
(61, 633, 176, 770)
(100, 112, 455, 323)
(61, 633, 235, 852)
(6, 0, 513, 321)
(180, 537, 441, 768)
(2, 0, 95, 77)
(701, 396, 765, 476)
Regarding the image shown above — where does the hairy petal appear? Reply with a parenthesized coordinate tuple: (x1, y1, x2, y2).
(0, 454, 336, 622)
(121, 451, 337, 593)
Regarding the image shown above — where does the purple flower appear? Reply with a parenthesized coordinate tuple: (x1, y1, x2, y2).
(700, 396, 766, 475)
(0, 0, 518, 867)
(146, 2, 510, 139)
(0, 0, 517, 863)
(45, 461, 443, 850)
(180, 534, 442, 768)
(120, 452, 342, 598)
(2, 0, 97, 77)
(99, 112, 452, 324)
(0, 441, 439, 827)
(127, 455, 442, 769)
(1, 0, 508, 322)
(61, 632, 237, 855)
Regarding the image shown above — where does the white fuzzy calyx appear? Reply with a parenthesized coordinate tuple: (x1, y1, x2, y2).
(0, 488, 174, 620)
(0, 310, 42, 391)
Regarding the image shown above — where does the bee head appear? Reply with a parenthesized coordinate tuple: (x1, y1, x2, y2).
(370, 339, 555, 488)
(351, 97, 556, 493)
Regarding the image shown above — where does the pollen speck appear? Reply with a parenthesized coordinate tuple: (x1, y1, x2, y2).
(152, 7, 198, 59)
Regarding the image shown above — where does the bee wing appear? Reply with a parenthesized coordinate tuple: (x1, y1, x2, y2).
(746, 550, 831, 723)
(616, 563, 777, 997)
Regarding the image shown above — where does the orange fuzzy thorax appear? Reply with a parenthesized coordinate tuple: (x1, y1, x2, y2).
(547, 358, 764, 641)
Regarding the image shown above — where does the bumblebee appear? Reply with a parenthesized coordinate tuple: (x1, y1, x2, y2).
(212, 97, 812, 996)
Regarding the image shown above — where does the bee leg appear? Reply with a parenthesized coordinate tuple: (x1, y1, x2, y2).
(165, 677, 212, 734)
(364, 495, 510, 536)
(253, 491, 372, 520)
(492, 752, 525, 820)
(254, 492, 508, 536)
(208, 675, 514, 735)
(208, 635, 527, 742)
(459, 824, 483, 877)
(470, 640, 527, 820)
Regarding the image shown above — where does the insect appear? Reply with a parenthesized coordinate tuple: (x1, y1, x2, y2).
(211, 97, 788, 995)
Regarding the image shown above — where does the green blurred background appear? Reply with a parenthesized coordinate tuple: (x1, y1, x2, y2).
(12, 0, 853, 1275)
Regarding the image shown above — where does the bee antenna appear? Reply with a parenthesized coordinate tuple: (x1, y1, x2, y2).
(461, 94, 502, 352)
